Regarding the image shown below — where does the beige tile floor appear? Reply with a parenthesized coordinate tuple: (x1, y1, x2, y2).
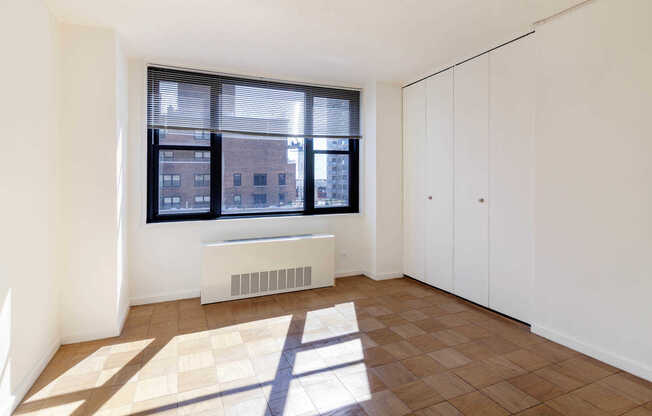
(14, 276, 652, 416)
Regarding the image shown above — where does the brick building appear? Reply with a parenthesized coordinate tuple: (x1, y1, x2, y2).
(221, 135, 298, 212)
(158, 130, 299, 214)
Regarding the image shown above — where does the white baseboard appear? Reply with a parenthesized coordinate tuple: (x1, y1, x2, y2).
(335, 271, 404, 281)
(366, 271, 404, 281)
(531, 324, 652, 382)
(8, 336, 60, 416)
(129, 271, 406, 306)
(117, 303, 129, 334)
(130, 289, 201, 306)
(61, 328, 121, 345)
(335, 270, 365, 278)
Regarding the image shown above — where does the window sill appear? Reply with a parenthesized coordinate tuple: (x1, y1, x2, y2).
(144, 211, 361, 226)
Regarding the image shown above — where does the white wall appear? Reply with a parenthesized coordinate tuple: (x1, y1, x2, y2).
(58, 24, 129, 343)
(0, 0, 61, 413)
(363, 82, 404, 279)
(532, 0, 652, 381)
(362, 82, 378, 276)
(115, 38, 130, 331)
(127, 62, 404, 303)
(374, 84, 404, 278)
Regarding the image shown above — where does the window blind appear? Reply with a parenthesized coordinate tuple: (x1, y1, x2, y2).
(147, 66, 361, 139)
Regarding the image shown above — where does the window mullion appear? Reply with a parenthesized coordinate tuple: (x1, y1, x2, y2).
(210, 81, 221, 219)
(350, 139, 359, 212)
(147, 128, 158, 222)
(305, 139, 315, 214)
(304, 92, 314, 213)
(211, 133, 221, 218)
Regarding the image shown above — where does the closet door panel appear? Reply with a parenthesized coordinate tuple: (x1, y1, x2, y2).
(403, 81, 426, 281)
(454, 55, 490, 307)
(488, 36, 535, 323)
(425, 70, 454, 291)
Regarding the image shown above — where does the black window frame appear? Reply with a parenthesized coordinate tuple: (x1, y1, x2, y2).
(148, 130, 359, 222)
(146, 68, 359, 223)
(278, 173, 287, 186)
(311, 141, 358, 213)
(233, 173, 242, 187)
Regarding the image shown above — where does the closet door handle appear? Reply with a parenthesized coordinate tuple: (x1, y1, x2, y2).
(478, 198, 485, 203)
(427, 196, 433, 200)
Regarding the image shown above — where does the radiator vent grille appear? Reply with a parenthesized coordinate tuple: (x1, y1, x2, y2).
(231, 266, 312, 297)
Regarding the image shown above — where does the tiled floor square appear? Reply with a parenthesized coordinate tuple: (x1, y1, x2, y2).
(400, 354, 447, 378)
(391, 380, 444, 410)
(481, 381, 539, 413)
(449, 391, 509, 416)
(372, 362, 418, 388)
(358, 389, 411, 416)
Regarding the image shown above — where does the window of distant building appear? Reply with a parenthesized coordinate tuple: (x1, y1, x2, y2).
(194, 174, 210, 186)
(161, 174, 180, 187)
(161, 196, 181, 210)
(146, 66, 359, 222)
(253, 174, 267, 186)
(253, 194, 267, 206)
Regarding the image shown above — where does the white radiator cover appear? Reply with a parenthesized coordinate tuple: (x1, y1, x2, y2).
(200, 234, 335, 304)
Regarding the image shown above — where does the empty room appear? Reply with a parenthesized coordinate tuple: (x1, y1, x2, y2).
(2, 0, 652, 415)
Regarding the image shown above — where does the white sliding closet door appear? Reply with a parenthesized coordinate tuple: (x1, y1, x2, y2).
(425, 70, 454, 291)
(488, 36, 534, 322)
(454, 55, 489, 306)
(403, 82, 426, 281)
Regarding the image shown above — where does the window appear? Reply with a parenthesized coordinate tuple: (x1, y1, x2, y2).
(222, 136, 304, 213)
(194, 174, 210, 186)
(315, 153, 349, 207)
(253, 194, 267, 206)
(161, 196, 181, 210)
(147, 66, 359, 222)
(253, 174, 267, 186)
(161, 174, 180, 187)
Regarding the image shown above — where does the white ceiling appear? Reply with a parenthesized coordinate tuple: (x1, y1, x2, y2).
(45, 0, 581, 87)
